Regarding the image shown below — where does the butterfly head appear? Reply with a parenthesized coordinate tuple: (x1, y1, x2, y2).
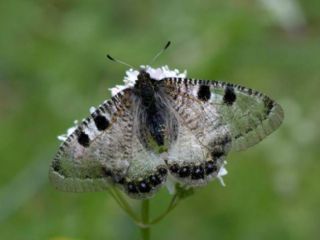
(134, 69, 156, 105)
(137, 69, 151, 83)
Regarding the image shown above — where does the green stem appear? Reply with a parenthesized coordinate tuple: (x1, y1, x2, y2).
(108, 188, 140, 223)
(108, 187, 184, 239)
(140, 200, 150, 240)
(150, 194, 179, 225)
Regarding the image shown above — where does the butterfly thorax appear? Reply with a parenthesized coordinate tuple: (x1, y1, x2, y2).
(133, 70, 158, 108)
(133, 70, 170, 151)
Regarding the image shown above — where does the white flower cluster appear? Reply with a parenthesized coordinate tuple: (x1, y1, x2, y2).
(217, 162, 228, 187)
(109, 65, 187, 96)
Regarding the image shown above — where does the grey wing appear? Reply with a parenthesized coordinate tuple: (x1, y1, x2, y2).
(161, 78, 284, 152)
(158, 79, 233, 187)
(49, 89, 167, 198)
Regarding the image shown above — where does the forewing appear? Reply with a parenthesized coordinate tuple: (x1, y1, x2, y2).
(160, 78, 284, 152)
(50, 89, 167, 197)
(50, 90, 133, 192)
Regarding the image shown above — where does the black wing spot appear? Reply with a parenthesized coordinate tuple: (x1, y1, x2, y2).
(205, 161, 217, 175)
(127, 182, 139, 193)
(211, 150, 224, 160)
(263, 97, 274, 115)
(94, 115, 110, 131)
(197, 85, 211, 102)
(149, 175, 161, 186)
(102, 167, 112, 177)
(179, 166, 191, 178)
(191, 165, 205, 179)
(223, 86, 236, 105)
(169, 164, 179, 173)
(138, 180, 151, 193)
(113, 175, 125, 184)
(52, 160, 61, 173)
(77, 132, 90, 147)
(158, 167, 168, 176)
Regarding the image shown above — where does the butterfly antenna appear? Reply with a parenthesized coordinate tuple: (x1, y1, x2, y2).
(149, 41, 171, 65)
(106, 54, 135, 69)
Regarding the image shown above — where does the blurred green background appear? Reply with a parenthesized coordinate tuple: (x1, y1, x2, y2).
(1, 0, 319, 239)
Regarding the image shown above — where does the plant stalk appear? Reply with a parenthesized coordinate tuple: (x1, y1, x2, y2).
(140, 199, 150, 240)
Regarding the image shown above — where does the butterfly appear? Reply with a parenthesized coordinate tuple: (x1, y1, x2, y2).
(49, 65, 284, 199)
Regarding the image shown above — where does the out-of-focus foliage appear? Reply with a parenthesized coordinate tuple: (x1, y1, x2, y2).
(0, 0, 319, 239)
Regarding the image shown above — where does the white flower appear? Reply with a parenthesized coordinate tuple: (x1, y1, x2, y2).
(165, 177, 177, 195)
(217, 161, 228, 187)
(109, 65, 187, 96)
(89, 106, 96, 114)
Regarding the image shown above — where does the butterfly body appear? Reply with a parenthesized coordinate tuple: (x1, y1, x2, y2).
(133, 70, 171, 148)
(50, 66, 283, 199)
